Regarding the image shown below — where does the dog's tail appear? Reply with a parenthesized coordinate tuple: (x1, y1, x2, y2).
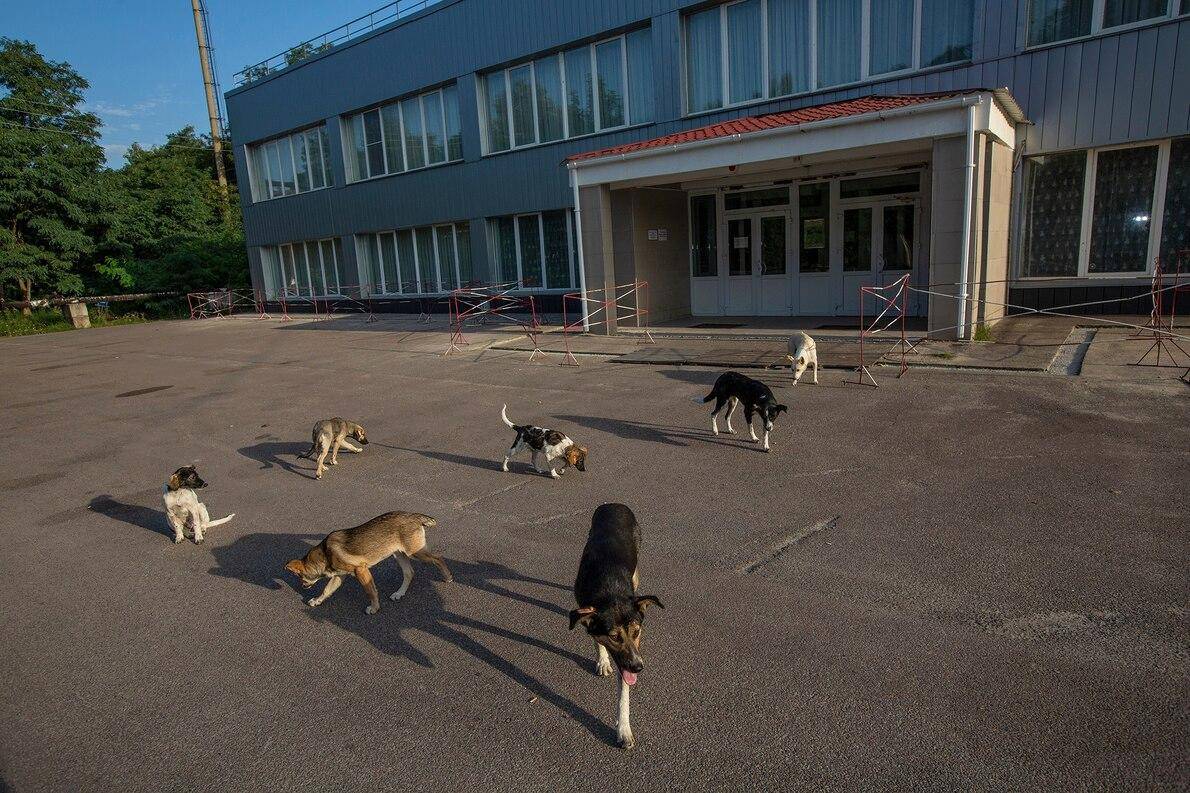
(700, 390, 716, 403)
(300, 425, 319, 458)
(207, 513, 235, 528)
(500, 404, 516, 429)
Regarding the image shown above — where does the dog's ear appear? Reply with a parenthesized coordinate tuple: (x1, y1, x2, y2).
(634, 595, 665, 612)
(568, 606, 596, 630)
(285, 559, 305, 577)
(168, 472, 181, 489)
(775, 404, 788, 415)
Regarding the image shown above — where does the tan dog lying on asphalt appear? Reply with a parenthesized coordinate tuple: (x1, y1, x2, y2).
(301, 417, 369, 480)
(284, 511, 451, 614)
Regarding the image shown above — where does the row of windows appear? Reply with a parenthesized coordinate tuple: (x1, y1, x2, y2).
(1020, 137, 1187, 277)
(1026, 0, 1185, 47)
(260, 238, 347, 298)
(355, 223, 473, 296)
(249, 127, 334, 202)
(345, 85, 463, 182)
(480, 30, 653, 154)
(685, 0, 973, 113)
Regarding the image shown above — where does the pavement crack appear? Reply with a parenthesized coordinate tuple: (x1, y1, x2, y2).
(738, 515, 839, 575)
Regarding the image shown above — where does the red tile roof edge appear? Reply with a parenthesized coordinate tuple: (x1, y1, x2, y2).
(565, 91, 977, 165)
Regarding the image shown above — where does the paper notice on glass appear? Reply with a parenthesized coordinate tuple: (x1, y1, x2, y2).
(648, 229, 658, 240)
(733, 236, 749, 249)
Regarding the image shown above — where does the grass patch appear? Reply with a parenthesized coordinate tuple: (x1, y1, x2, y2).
(0, 307, 148, 337)
(972, 324, 993, 342)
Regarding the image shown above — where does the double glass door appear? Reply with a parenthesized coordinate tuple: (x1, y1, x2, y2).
(724, 212, 790, 315)
(836, 200, 918, 315)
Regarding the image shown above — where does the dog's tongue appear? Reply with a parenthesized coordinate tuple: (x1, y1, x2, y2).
(621, 669, 638, 686)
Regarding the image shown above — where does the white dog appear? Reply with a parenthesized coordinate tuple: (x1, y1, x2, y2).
(163, 466, 234, 544)
(786, 332, 818, 385)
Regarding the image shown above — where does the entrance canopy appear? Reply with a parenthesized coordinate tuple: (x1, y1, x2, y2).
(566, 89, 1025, 188)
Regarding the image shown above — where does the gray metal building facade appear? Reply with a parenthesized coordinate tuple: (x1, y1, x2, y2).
(226, 0, 1190, 327)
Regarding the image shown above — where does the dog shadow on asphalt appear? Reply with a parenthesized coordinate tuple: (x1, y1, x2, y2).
(237, 440, 318, 479)
(88, 494, 172, 538)
(207, 533, 616, 746)
(377, 444, 543, 476)
(552, 413, 755, 450)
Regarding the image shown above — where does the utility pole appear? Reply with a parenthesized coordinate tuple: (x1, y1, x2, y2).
(191, 0, 231, 222)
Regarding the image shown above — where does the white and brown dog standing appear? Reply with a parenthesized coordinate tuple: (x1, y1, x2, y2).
(500, 405, 587, 478)
(163, 466, 234, 544)
(786, 331, 818, 384)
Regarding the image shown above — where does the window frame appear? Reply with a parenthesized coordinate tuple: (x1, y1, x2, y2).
(1018, 140, 1173, 279)
(489, 210, 578, 290)
(479, 31, 643, 156)
(356, 223, 471, 296)
(251, 125, 334, 203)
(267, 237, 343, 298)
(1024, 0, 1181, 49)
(342, 85, 464, 184)
(682, 0, 972, 115)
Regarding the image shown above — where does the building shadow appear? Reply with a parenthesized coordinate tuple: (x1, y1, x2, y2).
(207, 532, 613, 744)
(89, 494, 170, 538)
(237, 440, 317, 478)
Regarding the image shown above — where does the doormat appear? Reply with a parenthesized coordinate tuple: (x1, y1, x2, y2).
(692, 323, 745, 329)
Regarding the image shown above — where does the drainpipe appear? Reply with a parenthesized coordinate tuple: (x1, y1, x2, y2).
(569, 166, 591, 332)
(957, 102, 977, 340)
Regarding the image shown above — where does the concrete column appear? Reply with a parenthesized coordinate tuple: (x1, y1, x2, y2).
(63, 302, 90, 329)
(578, 183, 617, 334)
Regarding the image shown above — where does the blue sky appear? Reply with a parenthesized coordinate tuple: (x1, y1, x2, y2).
(7, 0, 385, 166)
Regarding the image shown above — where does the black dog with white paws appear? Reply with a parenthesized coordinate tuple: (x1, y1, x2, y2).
(702, 371, 788, 452)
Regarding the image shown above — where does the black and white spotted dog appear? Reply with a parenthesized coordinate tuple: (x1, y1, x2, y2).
(500, 404, 588, 478)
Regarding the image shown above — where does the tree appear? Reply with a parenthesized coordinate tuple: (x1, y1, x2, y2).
(0, 38, 106, 310)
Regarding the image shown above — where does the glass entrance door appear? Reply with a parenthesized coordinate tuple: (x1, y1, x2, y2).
(756, 212, 791, 315)
(834, 198, 918, 315)
(724, 217, 753, 314)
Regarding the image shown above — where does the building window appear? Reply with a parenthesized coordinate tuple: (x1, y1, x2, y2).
(249, 125, 333, 202)
(355, 222, 472, 295)
(260, 238, 345, 299)
(344, 85, 463, 182)
(683, 0, 972, 113)
(1160, 137, 1190, 268)
(1020, 140, 1183, 278)
(479, 29, 653, 154)
(486, 210, 577, 289)
(690, 195, 718, 277)
(1026, 0, 1179, 47)
(798, 182, 830, 273)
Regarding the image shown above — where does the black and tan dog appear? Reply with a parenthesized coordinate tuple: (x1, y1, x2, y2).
(284, 511, 451, 614)
(163, 466, 234, 544)
(702, 371, 788, 452)
(301, 417, 369, 480)
(569, 503, 664, 749)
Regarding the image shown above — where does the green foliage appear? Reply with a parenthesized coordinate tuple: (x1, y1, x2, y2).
(0, 38, 106, 303)
(0, 308, 73, 335)
(972, 324, 992, 342)
(240, 64, 271, 83)
(0, 40, 248, 310)
(0, 306, 149, 336)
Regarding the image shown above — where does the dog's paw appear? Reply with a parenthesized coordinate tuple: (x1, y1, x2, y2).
(306, 597, 321, 607)
(194, 537, 204, 544)
(764, 447, 772, 453)
(173, 536, 183, 544)
(365, 604, 380, 615)
(389, 591, 405, 602)
(618, 732, 636, 750)
(724, 428, 735, 434)
(329, 460, 338, 466)
(595, 659, 613, 677)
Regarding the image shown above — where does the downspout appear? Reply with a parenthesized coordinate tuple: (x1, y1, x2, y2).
(957, 102, 977, 340)
(569, 165, 591, 331)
